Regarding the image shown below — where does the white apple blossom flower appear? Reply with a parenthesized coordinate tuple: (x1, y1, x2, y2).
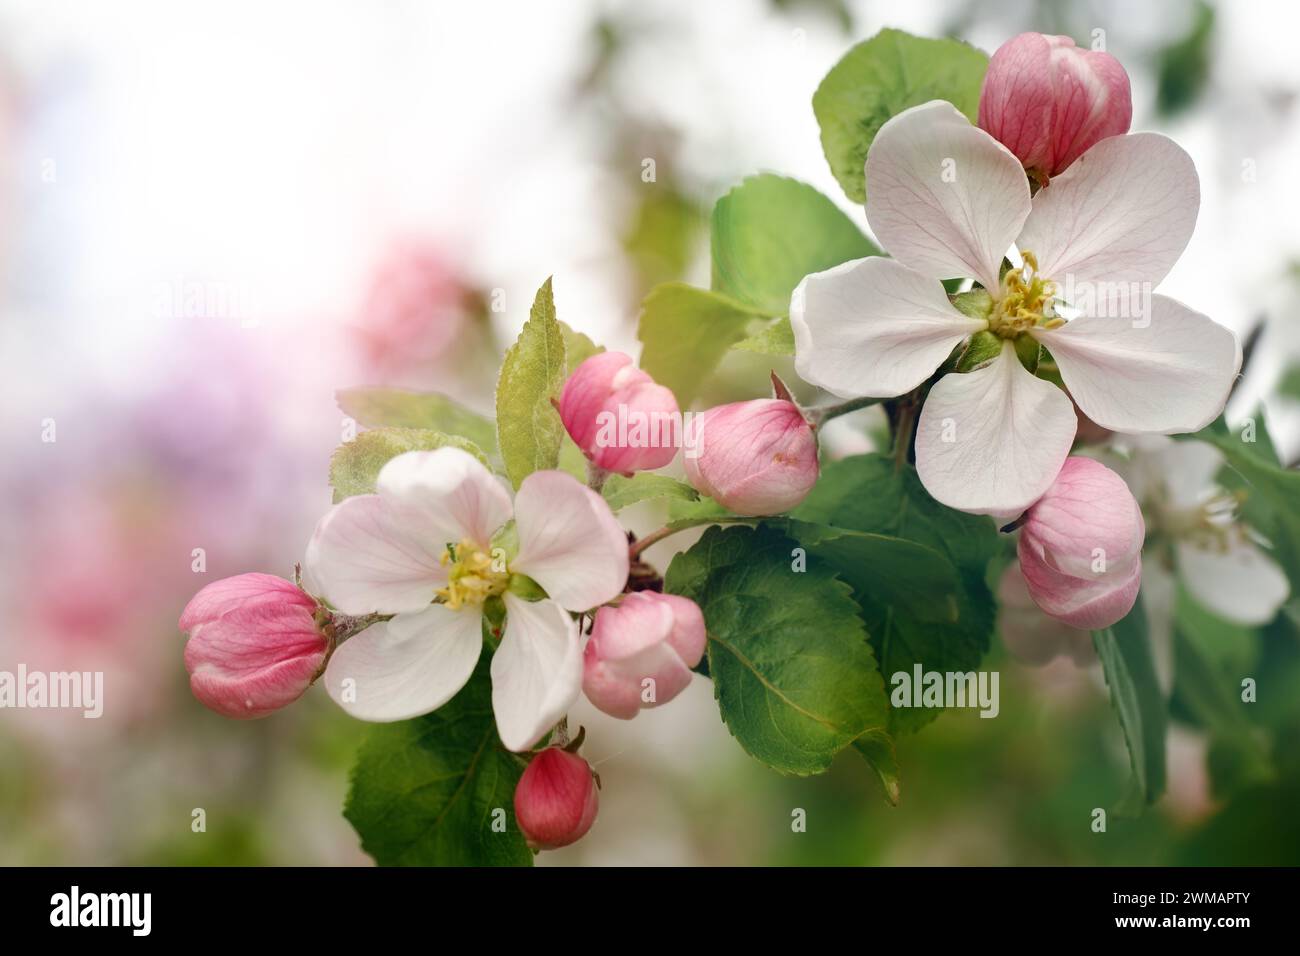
(1118, 436, 1290, 627)
(305, 447, 629, 751)
(791, 100, 1240, 517)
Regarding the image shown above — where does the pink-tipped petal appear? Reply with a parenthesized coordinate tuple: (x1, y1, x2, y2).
(866, 100, 1031, 292)
(914, 346, 1076, 517)
(791, 256, 986, 400)
(491, 595, 583, 752)
(511, 471, 630, 612)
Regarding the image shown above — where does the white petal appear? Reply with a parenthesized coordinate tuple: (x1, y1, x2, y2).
(866, 100, 1031, 292)
(306, 494, 447, 615)
(1018, 132, 1199, 289)
(491, 595, 582, 751)
(1033, 295, 1239, 434)
(915, 345, 1076, 517)
(323, 604, 482, 721)
(1178, 539, 1290, 626)
(377, 447, 513, 550)
(791, 257, 986, 399)
(1150, 439, 1224, 511)
(511, 470, 629, 611)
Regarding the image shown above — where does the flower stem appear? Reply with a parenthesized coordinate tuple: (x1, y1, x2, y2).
(893, 400, 917, 471)
(587, 463, 612, 493)
(552, 715, 570, 748)
(806, 395, 883, 428)
(628, 525, 677, 559)
(327, 611, 388, 647)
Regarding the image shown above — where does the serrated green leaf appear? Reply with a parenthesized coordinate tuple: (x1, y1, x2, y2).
(791, 453, 998, 733)
(813, 28, 988, 204)
(1092, 597, 1167, 814)
(343, 657, 532, 866)
(336, 387, 497, 452)
(711, 174, 879, 316)
(602, 473, 699, 512)
(773, 518, 962, 626)
(637, 282, 769, 407)
(732, 317, 795, 356)
(330, 427, 490, 502)
(664, 524, 890, 776)
(496, 278, 568, 488)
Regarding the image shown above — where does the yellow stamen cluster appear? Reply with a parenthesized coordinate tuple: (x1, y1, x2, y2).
(436, 538, 508, 610)
(1157, 491, 1246, 553)
(988, 251, 1064, 339)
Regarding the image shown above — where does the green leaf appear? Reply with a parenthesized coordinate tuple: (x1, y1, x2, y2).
(732, 317, 795, 356)
(813, 28, 988, 204)
(559, 320, 603, 373)
(1176, 781, 1300, 866)
(711, 174, 880, 316)
(791, 454, 998, 733)
(330, 427, 490, 502)
(343, 656, 532, 866)
(602, 472, 699, 512)
(637, 282, 769, 407)
(1092, 597, 1167, 814)
(1172, 589, 1271, 799)
(852, 730, 901, 806)
(496, 278, 568, 488)
(1279, 363, 1300, 402)
(664, 524, 891, 776)
(1155, 0, 1215, 117)
(773, 518, 963, 628)
(337, 387, 497, 453)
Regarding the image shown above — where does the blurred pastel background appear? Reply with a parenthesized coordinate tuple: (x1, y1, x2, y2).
(1, 0, 1298, 865)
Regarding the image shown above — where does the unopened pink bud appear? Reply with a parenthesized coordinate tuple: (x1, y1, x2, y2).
(1016, 457, 1144, 630)
(558, 351, 680, 473)
(684, 399, 818, 516)
(179, 573, 328, 719)
(583, 592, 706, 719)
(513, 747, 599, 850)
(978, 32, 1132, 180)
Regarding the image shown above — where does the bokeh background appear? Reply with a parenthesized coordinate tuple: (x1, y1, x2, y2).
(1, 0, 1298, 865)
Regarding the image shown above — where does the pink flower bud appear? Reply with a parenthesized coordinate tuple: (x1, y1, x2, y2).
(583, 592, 706, 718)
(684, 399, 818, 516)
(179, 573, 328, 719)
(1016, 457, 1144, 630)
(978, 32, 1132, 180)
(558, 351, 680, 473)
(513, 747, 599, 850)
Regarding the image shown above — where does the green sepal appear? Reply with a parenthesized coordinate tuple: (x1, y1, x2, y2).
(955, 330, 1001, 372)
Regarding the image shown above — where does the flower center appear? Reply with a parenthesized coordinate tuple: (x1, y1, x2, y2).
(988, 251, 1064, 339)
(1151, 486, 1245, 552)
(436, 539, 509, 610)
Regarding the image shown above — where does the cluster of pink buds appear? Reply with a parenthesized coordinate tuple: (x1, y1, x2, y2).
(559, 351, 819, 516)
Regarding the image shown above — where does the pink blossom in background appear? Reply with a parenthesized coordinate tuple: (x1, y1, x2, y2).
(351, 240, 473, 380)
